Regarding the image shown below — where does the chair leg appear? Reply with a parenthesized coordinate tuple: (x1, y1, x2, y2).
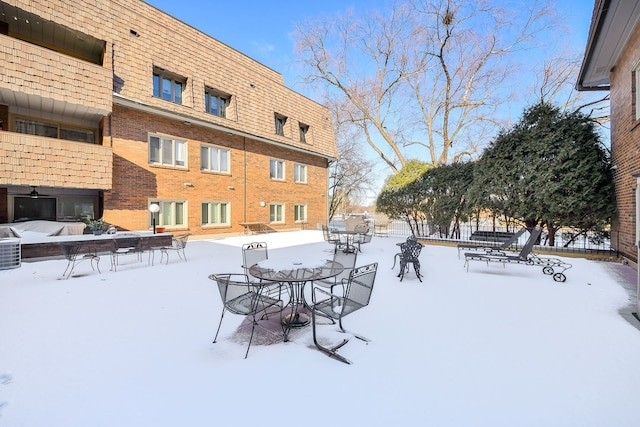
(212, 309, 226, 344)
(392, 253, 400, 269)
(414, 260, 422, 282)
(63, 259, 75, 279)
(338, 316, 370, 342)
(244, 318, 257, 359)
(311, 309, 351, 364)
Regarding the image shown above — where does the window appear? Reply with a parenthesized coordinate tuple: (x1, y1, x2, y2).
(275, 113, 287, 136)
(294, 204, 307, 222)
(202, 201, 230, 226)
(634, 61, 640, 120)
(299, 123, 309, 143)
(149, 200, 186, 228)
(201, 145, 230, 173)
(270, 159, 285, 180)
(14, 118, 96, 144)
(149, 135, 186, 167)
(153, 69, 184, 104)
(269, 203, 284, 223)
(294, 163, 307, 183)
(205, 89, 229, 117)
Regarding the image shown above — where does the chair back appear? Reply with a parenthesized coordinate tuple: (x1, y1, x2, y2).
(400, 239, 422, 261)
(173, 233, 190, 249)
(242, 242, 268, 277)
(354, 223, 368, 233)
(343, 263, 378, 314)
(518, 228, 542, 259)
(321, 224, 331, 241)
(211, 273, 257, 316)
(499, 228, 526, 249)
(332, 250, 358, 282)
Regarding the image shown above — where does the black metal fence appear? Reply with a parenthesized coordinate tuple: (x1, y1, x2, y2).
(328, 218, 617, 258)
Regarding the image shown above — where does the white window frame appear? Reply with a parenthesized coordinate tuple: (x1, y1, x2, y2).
(269, 203, 285, 223)
(270, 159, 285, 180)
(149, 135, 187, 168)
(201, 201, 230, 226)
(149, 199, 187, 228)
(294, 204, 307, 222)
(200, 145, 230, 173)
(294, 163, 307, 183)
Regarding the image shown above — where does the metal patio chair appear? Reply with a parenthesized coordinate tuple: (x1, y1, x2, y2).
(110, 237, 145, 271)
(160, 233, 190, 264)
(354, 223, 373, 252)
(321, 224, 344, 253)
(60, 242, 100, 279)
(209, 273, 284, 358)
(311, 262, 378, 364)
(314, 250, 358, 296)
(242, 242, 287, 307)
(395, 238, 423, 282)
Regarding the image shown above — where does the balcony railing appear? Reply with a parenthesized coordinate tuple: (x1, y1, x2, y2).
(0, 131, 112, 190)
(0, 33, 112, 115)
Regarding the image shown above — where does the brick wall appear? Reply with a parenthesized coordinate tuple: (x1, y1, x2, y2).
(609, 21, 640, 262)
(104, 106, 328, 234)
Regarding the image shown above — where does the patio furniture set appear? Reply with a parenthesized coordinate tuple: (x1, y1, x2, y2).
(60, 233, 190, 279)
(210, 239, 378, 364)
(321, 224, 373, 254)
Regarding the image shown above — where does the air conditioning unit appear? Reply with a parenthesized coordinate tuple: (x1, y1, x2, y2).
(0, 238, 21, 270)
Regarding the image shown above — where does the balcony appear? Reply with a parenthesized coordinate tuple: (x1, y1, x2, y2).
(0, 33, 112, 118)
(0, 131, 112, 190)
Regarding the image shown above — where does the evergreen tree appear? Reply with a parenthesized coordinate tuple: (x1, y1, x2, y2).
(471, 102, 614, 245)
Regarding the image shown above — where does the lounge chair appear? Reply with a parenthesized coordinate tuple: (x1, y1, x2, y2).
(457, 228, 526, 258)
(463, 228, 572, 282)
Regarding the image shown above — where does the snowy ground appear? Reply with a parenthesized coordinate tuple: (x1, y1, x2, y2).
(1, 230, 639, 426)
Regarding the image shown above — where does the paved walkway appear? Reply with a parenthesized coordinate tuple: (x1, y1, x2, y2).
(604, 261, 640, 330)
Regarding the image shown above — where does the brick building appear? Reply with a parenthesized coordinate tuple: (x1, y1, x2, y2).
(578, 1, 640, 308)
(0, 0, 337, 235)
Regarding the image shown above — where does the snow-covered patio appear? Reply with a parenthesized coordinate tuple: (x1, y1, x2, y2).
(1, 230, 639, 426)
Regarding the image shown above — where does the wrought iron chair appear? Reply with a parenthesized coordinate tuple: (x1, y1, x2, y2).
(110, 237, 145, 271)
(314, 250, 358, 296)
(396, 238, 423, 282)
(209, 273, 283, 358)
(242, 242, 287, 307)
(354, 223, 373, 252)
(160, 233, 190, 264)
(392, 235, 417, 269)
(321, 224, 343, 253)
(60, 243, 100, 279)
(311, 262, 378, 364)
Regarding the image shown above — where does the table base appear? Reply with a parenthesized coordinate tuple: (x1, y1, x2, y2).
(283, 312, 310, 327)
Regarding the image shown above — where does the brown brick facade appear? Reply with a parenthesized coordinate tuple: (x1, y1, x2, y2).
(609, 21, 640, 262)
(0, 0, 336, 235)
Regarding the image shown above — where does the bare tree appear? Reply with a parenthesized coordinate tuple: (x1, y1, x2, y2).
(328, 119, 376, 221)
(528, 50, 610, 123)
(294, 0, 555, 172)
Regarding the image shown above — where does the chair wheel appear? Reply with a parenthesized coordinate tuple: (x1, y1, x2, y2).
(543, 266, 554, 275)
(553, 273, 566, 282)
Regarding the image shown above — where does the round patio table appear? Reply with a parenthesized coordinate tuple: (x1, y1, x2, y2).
(249, 259, 344, 341)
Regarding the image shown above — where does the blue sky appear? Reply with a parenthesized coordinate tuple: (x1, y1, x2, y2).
(145, 0, 594, 100)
